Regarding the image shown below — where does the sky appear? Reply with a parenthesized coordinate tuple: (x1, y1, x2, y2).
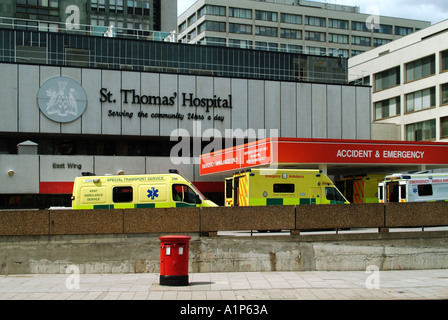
(177, 0, 448, 24)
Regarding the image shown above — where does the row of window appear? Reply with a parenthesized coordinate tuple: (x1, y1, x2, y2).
(90, 0, 151, 16)
(203, 37, 352, 57)
(112, 185, 199, 205)
(374, 52, 445, 92)
(193, 21, 392, 47)
(179, 5, 417, 37)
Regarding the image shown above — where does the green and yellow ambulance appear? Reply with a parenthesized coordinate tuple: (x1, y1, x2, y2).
(225, 169, 349, 207)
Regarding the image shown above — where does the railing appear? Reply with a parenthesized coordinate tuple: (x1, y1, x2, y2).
(0, 16, 349, 84)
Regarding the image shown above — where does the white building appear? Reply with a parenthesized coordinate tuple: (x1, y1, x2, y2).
(177, 0, 430, 58)
(349, 19, 448, 143)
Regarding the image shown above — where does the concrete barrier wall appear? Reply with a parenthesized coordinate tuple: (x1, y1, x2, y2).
(0, 203, 447, 236)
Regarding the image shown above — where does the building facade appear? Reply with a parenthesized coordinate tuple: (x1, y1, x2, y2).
(0, 18, 374, 209)
(349, 19, 448, 143)
(177, 0, 430, 58)
(1, 0, 177, 34)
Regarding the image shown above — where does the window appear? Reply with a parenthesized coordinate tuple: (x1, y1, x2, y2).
(352, 36, 371, 46)
(229, 23, 252, 35)
(199, 5, 226, 17)
(305, 16, 326, 27)
(328, 19, 348, 30)
(406, 87, 436, 113)
(306, 46, 326, 56)
(352, 21, 370, 32)
(273, 184, 295, 193)
(441, 117, 448, 139)
(305, 31, 325, 42)
(373, 38, 391, 47)
(113, 187, 133, 203)
(255, 10, 277, 22)
(442, 84, 448, 106)
(374, 24, 393, 34)
(395, 26, 413, 36)
(325, 187, 346, 202)
(406, 119, 436, 141)
(406, 55, 436, 82)
(441, 50, 448, 72)
(172, 184, 199, 204)
(229, 39, 252, 49)
(225, 180, 233, 199)
(375, 97, 401, 120)
(199, 21, 226, 33)
(418, 185, 433, 197)
(255, 26, 278, 37)
(374, 67, 400, 92)
(281, 13, 302, 25)
(229, 7, 252, 19)
(280, 44, 302, 54)
(329, 34, 348, 44)
(280, 28, 301, 40)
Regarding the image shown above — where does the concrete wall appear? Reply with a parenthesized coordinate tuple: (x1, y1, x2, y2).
(1, 203, 447, 274)
(1, 231, 448, 275)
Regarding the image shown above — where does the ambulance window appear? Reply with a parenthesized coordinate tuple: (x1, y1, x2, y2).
(113, 186, 133, 203)
(325, 187, 346, 202)
(225, 179, 233, 199)
(400, 185, 406, 199)
(273, 184, 295, 193)
(172, 184, 199, 204)
(418, 185, 433, 196)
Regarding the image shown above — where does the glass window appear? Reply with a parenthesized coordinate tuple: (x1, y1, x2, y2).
(328, 19, 348, 30)
(305, 31, 325, 42)
(375, 97, 401, 120)
(255, 26, 278, 37)
(329, 34, 348, 44)
(442, 84, 448, 106)
(325, 187, 346, 202)
(406, 119, 436, 141)
(280, 13, 302, 25)
(374, 24, 393, 34)
(406, 55, 436, 82)
(374, 67, 400, 92)
(418, 185, 433, 197)
(405, 87, 436, 113)
(352, 36, 371, 46)
(273, 184, 295, 193)
(199, 5, 226, 17)
(352, 21, 370, 32)
(229, 8, 252, 19)
(442, 50, 448, 72)
(172, 184, 199, 204)
(305, 16, 326, 27)
(113, 187, 133, 203)
(255, 10, 277, 22)
(229, 23, 252, 35)
(280, 28, 301, 39)
(395, 26, 413, 36)
(441, 117, 448, 139)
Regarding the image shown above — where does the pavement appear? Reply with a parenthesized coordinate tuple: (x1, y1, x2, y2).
(1, 269, 448, 301)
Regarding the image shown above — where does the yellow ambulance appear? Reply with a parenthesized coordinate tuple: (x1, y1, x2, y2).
(71, 170, 218, 209)
(225, 169, 349, 207)
(337, 174, 386, 204)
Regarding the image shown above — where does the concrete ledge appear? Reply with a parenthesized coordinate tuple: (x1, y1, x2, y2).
(0, 210, 49, 236)
(124, 207, 200, 234)
(296, 203, 385, 230)
(385, 202, 448, 228)
(201, 206, 295, 232)
(49, 210, 123, 235)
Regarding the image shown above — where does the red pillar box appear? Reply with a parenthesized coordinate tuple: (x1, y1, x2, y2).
(159, 235, 191, 286)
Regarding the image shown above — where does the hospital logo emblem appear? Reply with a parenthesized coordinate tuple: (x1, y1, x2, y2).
(37, 76, 87, 123)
